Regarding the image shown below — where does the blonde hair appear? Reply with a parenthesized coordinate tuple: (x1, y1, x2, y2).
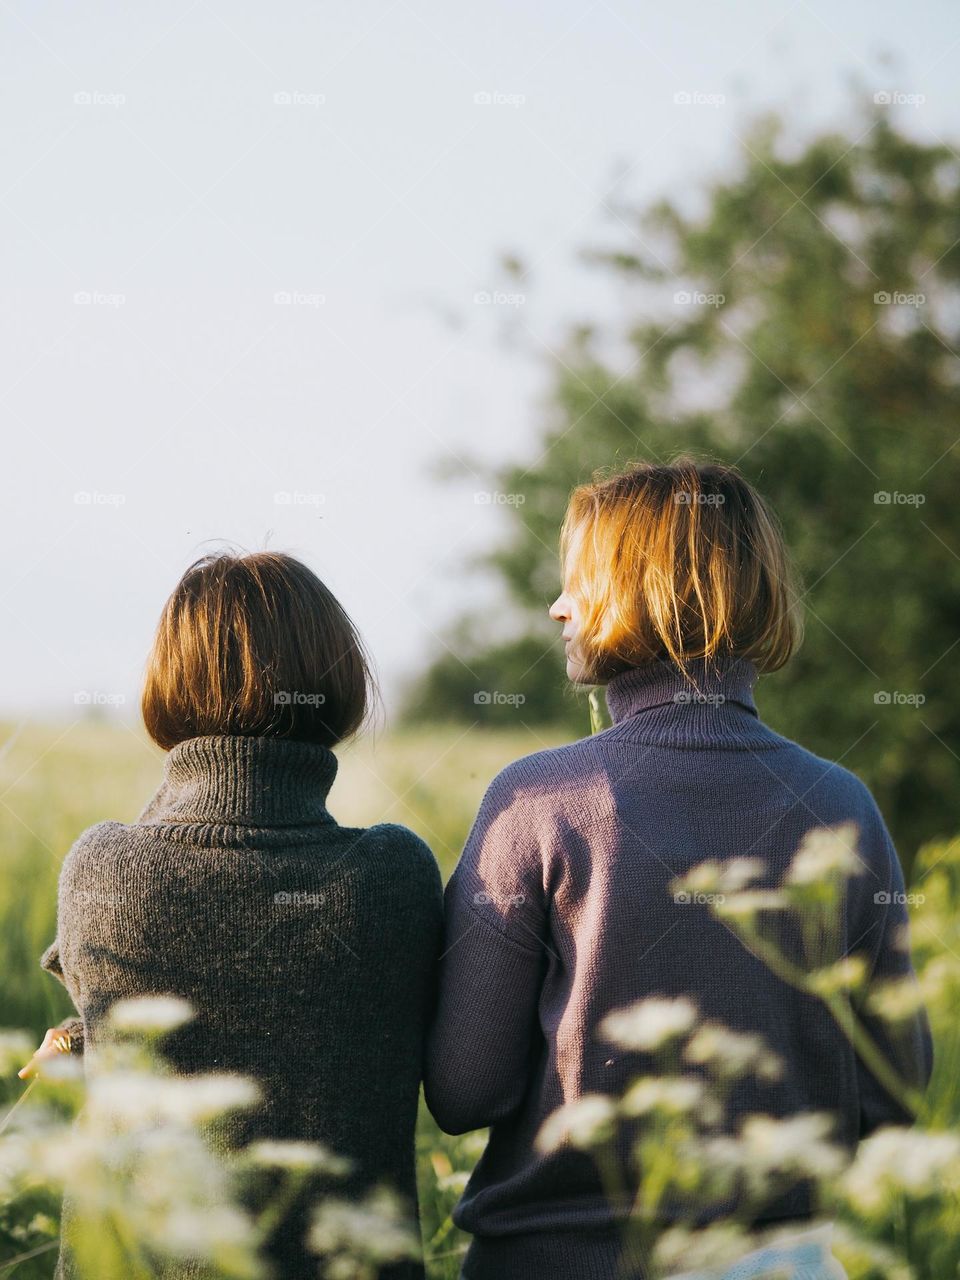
(559, 457, 802, 680)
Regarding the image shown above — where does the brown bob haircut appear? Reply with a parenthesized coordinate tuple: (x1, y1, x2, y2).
(560, 457, 802, 681)
(141, 551, 373, 750)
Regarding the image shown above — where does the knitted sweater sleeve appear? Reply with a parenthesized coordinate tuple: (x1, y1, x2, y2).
(424, 764, 549, 1134)
(852, 809, 933, 1134)
(39, 940, 85, 1055)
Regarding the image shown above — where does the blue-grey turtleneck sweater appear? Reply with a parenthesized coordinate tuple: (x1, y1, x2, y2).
(424, 657, 932, 1280)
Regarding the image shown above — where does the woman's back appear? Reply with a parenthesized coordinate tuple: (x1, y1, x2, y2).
(424, 656, 932, 1279)
(53, 733, 443, 1277)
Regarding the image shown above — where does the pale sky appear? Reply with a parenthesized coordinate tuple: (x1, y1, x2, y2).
(1, 0, 957, 719)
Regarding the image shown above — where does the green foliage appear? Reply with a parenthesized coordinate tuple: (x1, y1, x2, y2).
(404, 106, 960, 860)
(415, 1105, 485, 1280)
(0, 1184, 61, 1279)
(0, 721, 163, 1041)
(397, 627, 583, 731)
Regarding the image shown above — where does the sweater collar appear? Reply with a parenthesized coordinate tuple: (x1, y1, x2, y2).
(144, 734, 338, 828)
(605, 655, 759, 727)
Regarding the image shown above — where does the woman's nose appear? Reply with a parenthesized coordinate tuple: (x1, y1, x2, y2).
(549, 595, 569, 622)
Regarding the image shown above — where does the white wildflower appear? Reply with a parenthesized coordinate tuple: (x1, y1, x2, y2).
(739, 1113, 846, 1178)
(23, 1212, 57, 1238)
(88, 1070, 260, 1127)
(621, 1076, 705, 1117)
(684, 1024, 783, 1082)
(8, 1123, 104, 1188)
(787, 824, 862, 886)
(842, 1127, 960, 1215)
(599, 997, 698, 1052)
(109, 995, 194, 1034)
(868, 957, 953, 1022)
(676, 858, 767, 896)
(713, 890, 788, 919)
(159, 1203, 260, 1258)
(808, 955, 868, 998)
(535, 1094, 617, 1154)
(37, 1053, 83, 1082)
(310, 1187, 420, 1265)
(0, 1030, 35, 1076)
(0, 1132, 35, 1192)
(246, 1139, 351, 1175)
(704, 1113, 845, 1181)
(130, 1126, 231, 1203)
(655, 1222, 753, 1273)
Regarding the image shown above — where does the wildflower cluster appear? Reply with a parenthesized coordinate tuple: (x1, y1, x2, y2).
(530, 826, 959, 1279)
(0, 997, 421, 1280)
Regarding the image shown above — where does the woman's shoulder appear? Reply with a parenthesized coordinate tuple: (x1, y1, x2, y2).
(56, 822, 135, 900)
(481, 734, 606, 805)
(354, 820, 435, 857)
(61, 820, 128, 866)
(491, 737, 599, 783)
(458, 738, 618, 847)
(341, 821, 442, 880)
(766, 733, 885, 815)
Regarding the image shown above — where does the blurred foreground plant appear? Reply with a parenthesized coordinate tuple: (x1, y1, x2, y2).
(0, 996, 421, 1280)
(533, 826, 958, 1280)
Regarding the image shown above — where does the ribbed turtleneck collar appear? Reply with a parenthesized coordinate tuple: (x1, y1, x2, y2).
(605, 655, 760, 730)
(144, 734, 338, 829)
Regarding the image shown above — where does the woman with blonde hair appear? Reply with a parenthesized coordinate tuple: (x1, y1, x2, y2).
(425, 458, 931, 1280)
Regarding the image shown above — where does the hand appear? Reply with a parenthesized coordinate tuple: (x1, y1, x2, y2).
(18, 1027, 74, 1079)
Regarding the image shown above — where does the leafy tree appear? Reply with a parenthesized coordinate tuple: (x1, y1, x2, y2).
(405, 106, 960, 862)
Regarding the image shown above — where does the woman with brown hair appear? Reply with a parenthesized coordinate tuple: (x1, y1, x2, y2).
(27, 551, 443, 1278)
